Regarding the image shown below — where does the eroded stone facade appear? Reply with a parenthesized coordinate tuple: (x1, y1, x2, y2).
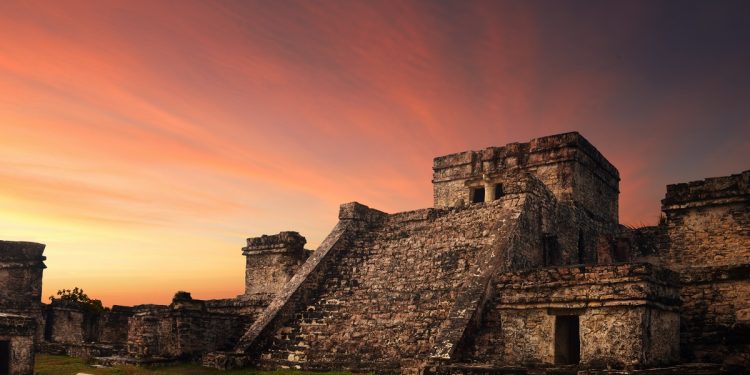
(242, 231, 310, 300)
(0, 241, 46, 375)
(432, 132, 619, 223)
(125, 295, 249, 360)
(477, 264, 680, 369)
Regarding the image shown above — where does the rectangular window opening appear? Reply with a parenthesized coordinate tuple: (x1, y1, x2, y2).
(554, 315, 580, 365)
(471, 187, 485, 204)
(494, 184, 504, 200)
(543, 234, 561, 266)
(0, 340, 10, 375)
(577, 230, 586, 265)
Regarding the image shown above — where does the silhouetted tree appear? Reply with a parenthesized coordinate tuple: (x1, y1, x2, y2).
(49, 287, 107, 313)
(173, 291, 192, 301)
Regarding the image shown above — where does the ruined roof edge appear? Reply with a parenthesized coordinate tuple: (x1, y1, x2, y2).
(662, 170, 749, 209)
(432, 131, 619, 179)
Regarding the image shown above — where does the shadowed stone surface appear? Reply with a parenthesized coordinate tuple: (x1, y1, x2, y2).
(0, 241, 46, 375)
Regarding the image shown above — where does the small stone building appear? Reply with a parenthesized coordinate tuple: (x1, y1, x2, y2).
(488, 264, 680, 368)
(0, 241, 46, 375)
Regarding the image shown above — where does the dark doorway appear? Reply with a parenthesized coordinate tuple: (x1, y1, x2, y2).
(554, 315, 580, 365)
(613, 238, 630, 262)
(471, 187, 485, 203)
(0, 340, 10, 375)
(494, 184, 504, 200)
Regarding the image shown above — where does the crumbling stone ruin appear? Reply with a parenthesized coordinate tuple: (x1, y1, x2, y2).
(0, 241, 46, 375)
(1, 132, 747, 375)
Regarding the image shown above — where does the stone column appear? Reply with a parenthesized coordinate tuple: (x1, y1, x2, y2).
(483, 177, 495, 202)
(0, 240, 46, 342)
(242, 232, 308, 299)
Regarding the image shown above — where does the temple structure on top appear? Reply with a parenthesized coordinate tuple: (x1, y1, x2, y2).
(432, 132, 619, 224)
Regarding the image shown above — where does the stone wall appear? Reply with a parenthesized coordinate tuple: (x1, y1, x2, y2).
(126, 296, 249, 360)
(42, 302, 133, 350)
(43, 302, 90, 344)
(432, 132, 619, 224)
(659, 170, 749, 371)
(679, 265, 750, 371)
(0, 240, 45, 375)
(0, 313, 36, 375)
(0, 241, 46, 312)
(204, 297, 272, 321)
(465, 264, 680, 369)
(661, 170, 749, 269)
(97, 305, 133, 347)
(0, 241, 46, 342)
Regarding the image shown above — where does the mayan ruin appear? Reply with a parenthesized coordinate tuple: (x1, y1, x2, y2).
(0, 132, 747, 375)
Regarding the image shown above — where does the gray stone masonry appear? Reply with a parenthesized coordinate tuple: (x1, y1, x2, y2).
(0, 241, 46, 375)
(242, 231, 309, 300)
(432, 132, 620, 224)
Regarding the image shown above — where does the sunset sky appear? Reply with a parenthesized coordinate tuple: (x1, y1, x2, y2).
(1, 0, 748, 306)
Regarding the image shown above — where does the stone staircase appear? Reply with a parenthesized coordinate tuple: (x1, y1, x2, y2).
(255, 202, 522, 371)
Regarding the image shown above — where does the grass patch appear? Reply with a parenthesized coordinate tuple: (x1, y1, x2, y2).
(35, 354, 352, 375)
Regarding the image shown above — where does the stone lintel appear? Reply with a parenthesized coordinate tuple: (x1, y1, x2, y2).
(495, 263, 681, 310)
(0, 313, 36, 336)
(497, 300, 680, 312)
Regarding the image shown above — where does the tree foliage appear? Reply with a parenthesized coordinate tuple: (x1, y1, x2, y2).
(49, 287, 107, 313)
(173, 291, 192, 301)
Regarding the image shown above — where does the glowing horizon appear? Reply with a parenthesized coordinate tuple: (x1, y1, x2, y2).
(1, 1, 748, 306)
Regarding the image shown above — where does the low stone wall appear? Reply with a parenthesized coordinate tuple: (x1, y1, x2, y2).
(657, 170, 750, 372)
(43, 302, 91, 344)
(98, 305, 133, 346)
(205, 296, 271, 320)
(679, 264, 750, 371)
(127, 298, 249, 360)
(42, 302, 133, 351)
(423, 363, 728, 375)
